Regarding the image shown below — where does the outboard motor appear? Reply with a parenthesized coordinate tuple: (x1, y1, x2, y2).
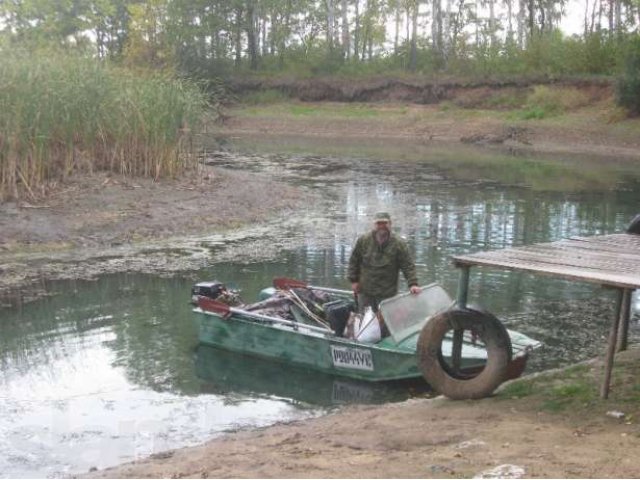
(191, 281, 227, 305)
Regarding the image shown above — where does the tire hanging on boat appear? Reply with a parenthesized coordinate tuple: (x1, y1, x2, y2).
(417, 308, 513, 400)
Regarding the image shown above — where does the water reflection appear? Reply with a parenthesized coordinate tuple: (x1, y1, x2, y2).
(0, 274, 322, 478)
(195, 345, 429, 407)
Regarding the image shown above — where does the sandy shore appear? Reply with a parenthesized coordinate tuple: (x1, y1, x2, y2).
(85, 349, 640, 479)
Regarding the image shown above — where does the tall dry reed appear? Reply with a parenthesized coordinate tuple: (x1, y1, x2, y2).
(0, 51, 207, 201)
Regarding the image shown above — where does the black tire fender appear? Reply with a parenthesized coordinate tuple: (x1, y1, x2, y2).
(417, 308, 512, 400)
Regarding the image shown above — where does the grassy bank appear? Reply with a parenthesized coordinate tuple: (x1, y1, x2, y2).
(499, 346, 640, 423)
(0, 52, 207, 201)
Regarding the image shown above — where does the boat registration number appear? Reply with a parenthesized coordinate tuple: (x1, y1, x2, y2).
(330, 346, 374, 371)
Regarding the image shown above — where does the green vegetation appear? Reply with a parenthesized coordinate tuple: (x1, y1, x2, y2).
(515, 86, 593, 119)
(500, 356, 640, 417)
(0, 51, 207, 201)
(0, 1, 637, 88)
(616, 37, 640, 115)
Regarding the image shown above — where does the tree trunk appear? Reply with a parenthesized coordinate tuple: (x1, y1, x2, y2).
(406, 7, 410, 44)
(354, 0, 360, 59)
(261, 15, 268, 56)
(528, 0, 535, 41)
(608, 0, 614, 38)
(394, 3, 400, 53)
(326, 0, 335, 50)
(584, 0, 590, 37)
(590, 0, 598, 33)
(517, 0, 525, 47)
(361, 0, 369, 61)
(235, 5, 243, 67)
(432, 0, 440, 53)
(270, 12, 277, 55)
(279, 0, 292, 67)
(614, 0, 621, 40)
(505, 0, 513, 44)
(488, 0, 496, 45)
(444, 0, 452, 57)
(409, 0, 419, 72)
(246, 1, 258, 70)
(342, 0, 350, 58)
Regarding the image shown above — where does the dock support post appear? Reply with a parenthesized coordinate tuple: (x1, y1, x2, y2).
(601, 288, 624, 399)
(456, 265, 470, 308)
(616, 289, 632, 352)
(453, 265, 471, 374)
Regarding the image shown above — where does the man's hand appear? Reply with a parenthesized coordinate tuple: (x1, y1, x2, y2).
(351, 282, 360, 293)
(410, 285, 421, 295)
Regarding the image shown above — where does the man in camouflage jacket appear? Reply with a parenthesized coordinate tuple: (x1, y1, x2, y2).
(348, 212, 421, 318)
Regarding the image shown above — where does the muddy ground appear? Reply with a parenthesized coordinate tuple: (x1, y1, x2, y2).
(2, 100, 640, 478)
(0, 166, 325, 306)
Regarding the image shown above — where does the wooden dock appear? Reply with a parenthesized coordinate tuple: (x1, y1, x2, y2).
(452, 233, 639, 399)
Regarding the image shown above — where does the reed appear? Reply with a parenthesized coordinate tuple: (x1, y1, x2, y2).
(0, 51, 207, 201)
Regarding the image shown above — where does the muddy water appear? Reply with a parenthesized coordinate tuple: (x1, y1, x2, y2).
(2, 142, 640, 477)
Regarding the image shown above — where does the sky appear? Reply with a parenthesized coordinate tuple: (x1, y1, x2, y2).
(560, 0, 587, 36)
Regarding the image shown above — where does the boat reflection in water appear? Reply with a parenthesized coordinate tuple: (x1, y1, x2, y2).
(194, 344, 433, 407)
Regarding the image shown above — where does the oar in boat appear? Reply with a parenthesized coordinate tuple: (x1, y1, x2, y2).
(196, 296, 332, 334)
(285, 288, 331, 329)
(273, 277, 352, 295)
(274, 276, 359, 312)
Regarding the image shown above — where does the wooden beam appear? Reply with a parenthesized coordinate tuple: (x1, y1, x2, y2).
(616, 289, 633, 352)
(601, 289, 624, 399)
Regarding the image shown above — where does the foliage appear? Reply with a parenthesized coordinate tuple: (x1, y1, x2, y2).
(517, 85, 592, 119)
(0, 50, 207, 200)
(616, 36, 640, 116)
(1, 0, 638, 81)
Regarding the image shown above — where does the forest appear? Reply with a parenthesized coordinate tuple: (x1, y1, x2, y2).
(1, 0, 639, 77)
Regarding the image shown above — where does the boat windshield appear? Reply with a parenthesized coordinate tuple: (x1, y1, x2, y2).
(379, 283, 453, 342)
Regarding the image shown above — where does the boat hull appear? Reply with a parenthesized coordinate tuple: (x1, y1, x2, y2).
(195, 309, 490, 382)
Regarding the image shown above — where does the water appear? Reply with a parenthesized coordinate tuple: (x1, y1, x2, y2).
(2, 142, 640, 477)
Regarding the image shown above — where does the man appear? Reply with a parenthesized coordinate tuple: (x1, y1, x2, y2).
(348, 212, 421, 322)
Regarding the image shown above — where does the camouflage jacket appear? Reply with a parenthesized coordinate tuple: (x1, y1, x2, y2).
(347, 231, 418, 300)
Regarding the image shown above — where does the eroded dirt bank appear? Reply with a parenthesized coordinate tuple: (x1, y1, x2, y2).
(228, 75, 612, 104)
(87, 349, 640, 479)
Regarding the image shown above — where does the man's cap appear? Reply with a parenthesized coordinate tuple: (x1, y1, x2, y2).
(374, 212, 391, 222)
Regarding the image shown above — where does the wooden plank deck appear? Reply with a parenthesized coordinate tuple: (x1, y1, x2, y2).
(452, 233, 640, 290)
(451, 232, 640, 399)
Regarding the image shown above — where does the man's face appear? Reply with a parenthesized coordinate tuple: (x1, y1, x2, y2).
(374, 220, 391, 232)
